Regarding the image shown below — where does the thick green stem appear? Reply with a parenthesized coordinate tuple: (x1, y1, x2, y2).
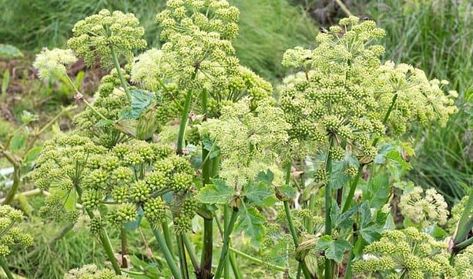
(199, 218, 213, 279)
(177, 234, 190, 279)
(229, 252, 243, 279)
(75, 185, 121, 275)
(342, 93, 398, 213)
(0, 256, 14, 279)
(110, 46, 130, 100)
(324, 137, 335, 279)
(199, 145, 214, 279)
(152, 227, 182, 279)
(176, 89, 193, 155)
(98, 226, 122, 274)
(223, 207, 230, 279)
(183, 234, 200, 273)
(283, 162, 313, 279)
(120, 227, 128, 268)
(214, 209, 239, 279)
(341, 166, 362, 213)
(161, 221, 175, 256)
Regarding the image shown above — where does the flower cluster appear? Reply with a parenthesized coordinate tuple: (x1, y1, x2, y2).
(74, 72, 130, 147)
(33, 48, 77, 80)
(280, 16, 457, 159)
(199, 97, 290, 187)
(65, 264, 128, 279)
(454, 245, 473, 277)
(353, 227, 454, 278)
(149, 0, 271, 115)
(399, 186, 448, 227)
(32, 134, 197, 232)
(0, 205, 33, 256)
(67, 9, 146, 67)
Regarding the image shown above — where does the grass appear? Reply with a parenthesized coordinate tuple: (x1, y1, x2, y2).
(0, 0, 316, 81)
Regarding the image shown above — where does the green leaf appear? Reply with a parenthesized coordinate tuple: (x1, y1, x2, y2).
(196, 179, 235, 204)
(0, 44, 23, 59)
(359, 225, 382, 243)
(24, 146, 42, 164)
(244, 171, 277, 207)
(202, 136, 220, 159)
(51, 187, 76, 212)
(120, 89, 154, 120)
(10, 132, 27, 151)
(316, 235, 351, 263)
(238, 205, 265, 246)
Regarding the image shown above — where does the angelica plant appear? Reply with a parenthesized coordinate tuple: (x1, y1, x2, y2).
(29, 1, 468, 279)
(279, 16, 457, 279)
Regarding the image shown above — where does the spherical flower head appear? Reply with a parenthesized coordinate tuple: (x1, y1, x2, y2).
(65, 264, 129, 278)
(353, 228, 453, 278)
(399, 186, 448, 227)
(67, 9, 146, 67)
(0, 205, 33, 256)
(280, 17, 456, 158)
(33, 48, 77, 81)
(199, 97, 290, 187)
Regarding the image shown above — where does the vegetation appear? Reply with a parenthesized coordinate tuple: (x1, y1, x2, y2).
(0, 0, 472, 279)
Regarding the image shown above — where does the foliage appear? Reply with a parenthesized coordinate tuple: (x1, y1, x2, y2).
(0, 1, 472, 279)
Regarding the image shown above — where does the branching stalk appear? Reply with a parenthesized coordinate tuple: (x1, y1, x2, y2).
(152, 227, 182, 279)
(214, 208, 239, 279)
(324, 136, 335, 279)
(177, 234, 190, 279)
(342, 94, 398, 213)
(183, 235, 200, 273)
(110, 46, 131, 100)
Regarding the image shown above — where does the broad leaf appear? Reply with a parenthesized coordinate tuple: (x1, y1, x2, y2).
(238, 205, 265, 246)
(244, 171, 277, 207)
(196, 179, 235, 204)
(120, 89, 154, 120)
(316, 235, 351, 263)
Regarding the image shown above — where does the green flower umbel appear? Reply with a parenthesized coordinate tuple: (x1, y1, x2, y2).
(67, 9, 146, 67)
(0, 205, 33, 257)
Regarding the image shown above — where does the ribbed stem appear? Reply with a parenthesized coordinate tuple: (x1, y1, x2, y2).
(161, 221, 175, 256)
(75, 184, 121, 275)
(229, 252, 243, 279)
(120, 227, 128, 268)
(214, 209, 239, 279)
(177, 234, 190, 279)
(283, 162, 313, 279)
(176, 89, 193, 155)
(152, 227, 182, 279)
(110, 46, 130, 100)
(183, 234, 200, 273)
(199, 144, 214, 279)
(342, 93, 398, 213)
(324, 137, 335, 279)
